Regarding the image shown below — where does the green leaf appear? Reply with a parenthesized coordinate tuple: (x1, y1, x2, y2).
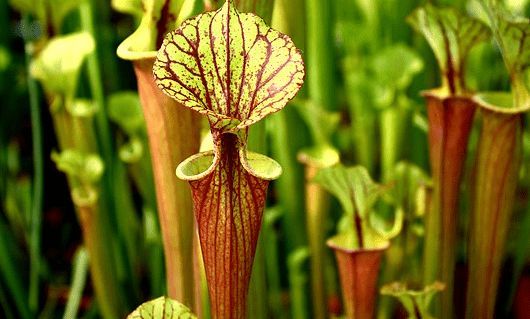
(112, 0, 143, 16)
(0, 46, 11, 72)
(391, 162, 430, 216)
(31, 32, 95, 97)
(407, 4, 489, 95)
(116, 0, 203, 59)
(380, 281, 445, 319)
(328, 229, 390, 251)
(488, 12, 530, 108)
(119, 137, 145, 163)
(297, 144, 340, 169)
(108, 91, 146, 135)
(51, 150, 104, 206)
(370, 44, 423, 96)
(316, 165, 401, 249)
(314, 165, 384, 219)
(51, 149, 104, 185)
(127, 296, 197, 318)
(66, 99, 98, 118)
(9, 0, 84, 33)
(153, 0, 305, 132)
(470, 1, 530, 108)
(294, 99, 340, 146)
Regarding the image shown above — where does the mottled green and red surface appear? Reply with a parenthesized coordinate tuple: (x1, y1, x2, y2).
(154, 1, 304, 318)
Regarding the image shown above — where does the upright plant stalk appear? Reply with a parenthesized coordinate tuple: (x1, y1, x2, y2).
(63, 248, 89, 319)
(305, 0, 335, 111)
(369, 44, 423, 182)
(302, 161, 333, 319)
(288, 247, 310, 319)
(30, 32, 126, 319)
(421, 91, 476, 315)
(407, 6, 489, 317)
(303, 3, 337, 312)
(24, 33, 43, 314)
(270, 0, 308, 253)
(465, 4, 530, 317)
(298, 144, 339, 319)
(0, 222, 30, 319)
(467, 101, 522, 319)
(116, 0, 202, 307)
(302, 5, 338, 312)
(261, 207, 284, 318)
(378, 162, 430, 319)
(296, 101, 340, 319)
(153, 1, 305, 317)
(52, 151, 124, 319)
(80, 3, 142, 301)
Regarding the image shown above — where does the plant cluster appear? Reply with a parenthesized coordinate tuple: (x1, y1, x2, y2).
(0, 1, 529, 319)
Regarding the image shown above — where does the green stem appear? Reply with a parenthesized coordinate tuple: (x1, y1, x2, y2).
(380, 108, 405, 182)
(288, 247, 310, 319)
(0, 280, 17, 319)
(262, 207, 284, 319)
(248, 121, 268, 319)
(62, 248, 89, 319)
(0, 222, 30, 319)
(80, 2, 141, 302)
(74, 193, 124, 319)
(143, 206, 165, 297)
(79, 2, 113, 161)
(306, 0, 335, 110)
(347, 84, 376, 173)
(24, 26, 44, 314)
(304, 165, 331, 319)
(248, 234, 268, 319)
(270, 110, 307, 250)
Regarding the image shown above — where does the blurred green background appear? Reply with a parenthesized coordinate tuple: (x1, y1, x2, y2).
(0, 0, 529, 318)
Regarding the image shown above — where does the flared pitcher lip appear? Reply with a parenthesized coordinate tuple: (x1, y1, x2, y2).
(176, 141, 282, 182)
(472, 91, 530, 114)
(297, 144, 340, 168)
(420, 87, 473, 100)
(326, 236, 390, 254)
(116, 33, 157, 61)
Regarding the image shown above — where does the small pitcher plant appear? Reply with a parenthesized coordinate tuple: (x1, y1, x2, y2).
(380, 281, 445, 319)
(466, 2, 530, 318)
(153, 1, 304, 317)
(315, 165, 402, 319)
(407, 5, 489, 317)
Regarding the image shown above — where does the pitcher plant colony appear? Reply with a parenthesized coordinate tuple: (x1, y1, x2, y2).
(0, 0, 529, 319)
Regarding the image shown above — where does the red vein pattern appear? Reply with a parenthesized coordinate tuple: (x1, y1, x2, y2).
(153, 0, 304, 132)
(189, 134, 268, 318)
(327, 241, 387, 319)
(467, 109, 522, 319)
(423, 92, 476, 318)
